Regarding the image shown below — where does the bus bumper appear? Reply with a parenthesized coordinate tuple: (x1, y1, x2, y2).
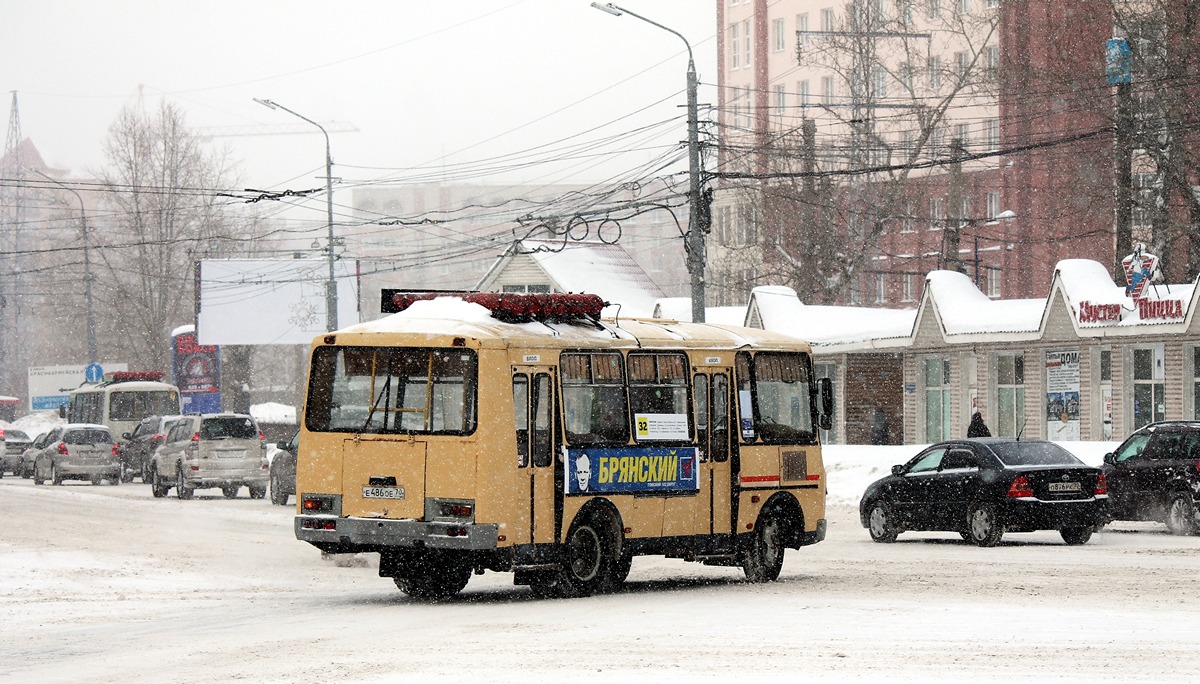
(800, 518, 827, 546)
(295, 515, 500, 553)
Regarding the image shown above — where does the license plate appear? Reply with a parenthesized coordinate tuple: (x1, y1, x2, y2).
(362, 486, 404, 499)
(1048, 482, 1081, 492)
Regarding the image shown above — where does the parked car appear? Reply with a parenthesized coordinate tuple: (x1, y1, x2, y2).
(121, 414, 185, 483)
(269, 429, 298, 506)
(30, 424, 120, 486)
(859, 438, 1108, 547)
(148, 413, 268, 500)
(1101, 421, 1200, 535)
(2, 427, 33, 476)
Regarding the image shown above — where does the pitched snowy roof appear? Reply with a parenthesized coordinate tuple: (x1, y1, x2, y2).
(477, 239, 664, 317)
(651, 297, 747, 325)
(1049, 258, 1199, 334)
(746, 286, 916, 350)
(919, 270, 1045, 339)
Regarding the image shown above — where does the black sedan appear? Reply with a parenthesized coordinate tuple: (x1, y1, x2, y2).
(860, 438, 1108, 546)
(269, 429, 298, 506)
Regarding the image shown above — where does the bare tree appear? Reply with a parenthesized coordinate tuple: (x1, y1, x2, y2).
(712, 0, 1001, 304)
(96, 100, 240, 371)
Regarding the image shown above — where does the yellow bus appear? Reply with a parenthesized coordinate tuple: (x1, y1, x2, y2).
(295, 292, 832, 599)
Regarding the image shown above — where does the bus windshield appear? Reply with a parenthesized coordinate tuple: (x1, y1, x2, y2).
(108, 389, 180, 422)
(305, 346, 478, 435)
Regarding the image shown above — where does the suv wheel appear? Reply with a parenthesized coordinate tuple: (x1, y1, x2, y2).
(150, 465, 168, 498)
(176, 463, 194, 500)
(1165, 491, 1198, 536)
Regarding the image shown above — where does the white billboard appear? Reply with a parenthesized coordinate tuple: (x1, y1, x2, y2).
(28, 363, 128, 412)
(196, 259, 359, 346)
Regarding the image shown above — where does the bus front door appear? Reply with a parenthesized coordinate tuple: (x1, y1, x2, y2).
(513, 370, 558, 547)
(694, 370, 734, 536)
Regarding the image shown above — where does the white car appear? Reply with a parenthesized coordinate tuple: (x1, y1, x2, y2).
(149, 413, 268, 499)
(30, 424, 120, 486)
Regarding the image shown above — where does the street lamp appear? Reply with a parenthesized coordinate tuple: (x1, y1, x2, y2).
(253, 98, 338, 331)
(29, 168, 96, 363)
(591, 2, 706, 323)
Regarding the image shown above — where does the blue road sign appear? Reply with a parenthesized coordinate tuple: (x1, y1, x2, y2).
(84, 363, 104, 383)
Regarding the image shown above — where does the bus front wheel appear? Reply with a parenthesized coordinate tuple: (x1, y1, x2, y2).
(742, 507, 786, 583)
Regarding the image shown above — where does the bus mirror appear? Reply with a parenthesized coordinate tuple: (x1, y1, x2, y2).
(58, 405, 67, 419)
(819, 377, 834, 420)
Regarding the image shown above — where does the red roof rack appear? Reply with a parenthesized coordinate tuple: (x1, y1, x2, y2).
(384, 290, 608, 324)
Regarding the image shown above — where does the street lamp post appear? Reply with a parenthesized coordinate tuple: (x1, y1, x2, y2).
(591, 2, 706, 323)
(254, 98, 338, 331)
(30, 169, 96, 363)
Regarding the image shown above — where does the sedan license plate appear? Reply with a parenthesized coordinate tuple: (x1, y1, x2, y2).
(1048, 482, 1082, 492)
(362, 486, 404, 500)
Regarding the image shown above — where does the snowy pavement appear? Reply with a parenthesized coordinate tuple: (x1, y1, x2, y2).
(3, 441, 1196, 683)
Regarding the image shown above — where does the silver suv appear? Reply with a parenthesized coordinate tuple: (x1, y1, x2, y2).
(149, 413, 268, 500)
(31, 424, 120, 486)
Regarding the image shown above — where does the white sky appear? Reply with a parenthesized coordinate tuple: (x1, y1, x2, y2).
(3, 1, 718, 195)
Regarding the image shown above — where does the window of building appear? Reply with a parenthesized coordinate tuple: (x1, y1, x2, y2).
(873, 66, 888, 97)
(986, 191, 1000, 220)
(730, 23, 740, 69)
(924, 358, 952, 442)
(849, 278, 862, 304)
(959, 197, 972, 225)
(986, 45, 1000, 75)
(1133, 346, 1165, 428)
(900, 0, 915, 25)
(874, 273, 887, 303)
(775, 84, 786, 115)
(929, 196, 944, 230)
(799, 79, 811, 105)
(955, 122, 970, 147)
(743, 20, 751, 66)
(985, 118, 999, 150)
(797, 13, 809, 45)
(821, 7, 835, 31)
(958, 0, 970, 14)
(773, 18, 786, 52)
(873, 0, 888, 24)
(987, 0, 1000, 7)
(995, 354, 1024, 437)
(901, 200, 915, 233)
(822, 75, 836, 104)
(955, 51, 970, 77)
(899, 61, 914, 93)
(986, 266, 1001, 297)
(927, 0, 941, 20)
(1192, 347, 1200, 420)
(928, 56, 942, 91)
(902, 273, 915, 301)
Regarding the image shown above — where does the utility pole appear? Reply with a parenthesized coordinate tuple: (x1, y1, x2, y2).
(592, 3, 706, 322)
(29, 169, 96, 363)
(1108, 37, 1134, 279)
(944, 137, 966, 272)
(0, 92, 25, 394)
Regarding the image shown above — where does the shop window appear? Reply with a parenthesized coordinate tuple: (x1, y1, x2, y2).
(924, 358, 952, 442)
(995, 354, 1024, 437)
(1133, 346, 1164, 428)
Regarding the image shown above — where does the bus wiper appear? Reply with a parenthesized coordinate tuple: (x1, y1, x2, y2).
(360, 375, 392, 433)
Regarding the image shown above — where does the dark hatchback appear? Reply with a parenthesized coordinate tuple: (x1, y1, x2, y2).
(860, 438, 1108, 546)
(1101, 421, 1200, 535)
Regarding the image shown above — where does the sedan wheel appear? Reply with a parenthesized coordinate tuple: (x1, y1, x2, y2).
(867, 503, 899, 543)
(1165, 492, 1198, 536)
(1060, 526, 1093, 545)
(51, 463, 63, 486)
(270, 471, 289, 506)
(150, 466, 168, 498)
(967, 502, 1004, 547)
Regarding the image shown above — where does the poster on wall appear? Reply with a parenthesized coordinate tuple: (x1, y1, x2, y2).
(1045, 350, 1081, 440)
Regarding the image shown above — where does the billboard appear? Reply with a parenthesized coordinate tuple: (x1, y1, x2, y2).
(196, 259, 359, 346)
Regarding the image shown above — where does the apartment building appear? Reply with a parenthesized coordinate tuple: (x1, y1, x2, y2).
(711, 0, 1123, 307)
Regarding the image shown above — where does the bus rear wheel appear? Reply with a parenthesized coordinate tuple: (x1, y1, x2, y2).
(393, 551, 470, 601)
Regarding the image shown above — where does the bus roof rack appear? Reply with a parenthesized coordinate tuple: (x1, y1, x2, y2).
(381, 290, 608, 325)
(108, 371, 165, 384)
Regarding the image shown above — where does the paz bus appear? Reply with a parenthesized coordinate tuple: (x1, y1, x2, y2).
(294, 292, 832, 599)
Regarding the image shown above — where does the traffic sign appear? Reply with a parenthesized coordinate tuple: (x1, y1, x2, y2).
(85, 363, 104, 383)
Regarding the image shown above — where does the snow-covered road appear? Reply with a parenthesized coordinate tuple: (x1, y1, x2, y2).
(3, 445, 1197, 683)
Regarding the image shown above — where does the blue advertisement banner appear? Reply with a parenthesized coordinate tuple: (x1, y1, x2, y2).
(173, 330, 221, 411)
(566, 446, 699, 495)
(1106, 38, 1131, 85)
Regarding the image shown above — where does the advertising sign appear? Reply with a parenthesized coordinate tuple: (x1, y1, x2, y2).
(1045, 350, 1081, 440)
(172, 327, 221, 414)
(634, 413, 689, 441)
(566, 447, 699, 495)
(1106, 38, 1132, 85)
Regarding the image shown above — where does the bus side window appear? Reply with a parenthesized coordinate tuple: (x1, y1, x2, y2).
(711, 373, 730, 462)
(513, 374, 529, 468)
(531, 373, 553, 468)
(694, 374, 709, 462)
